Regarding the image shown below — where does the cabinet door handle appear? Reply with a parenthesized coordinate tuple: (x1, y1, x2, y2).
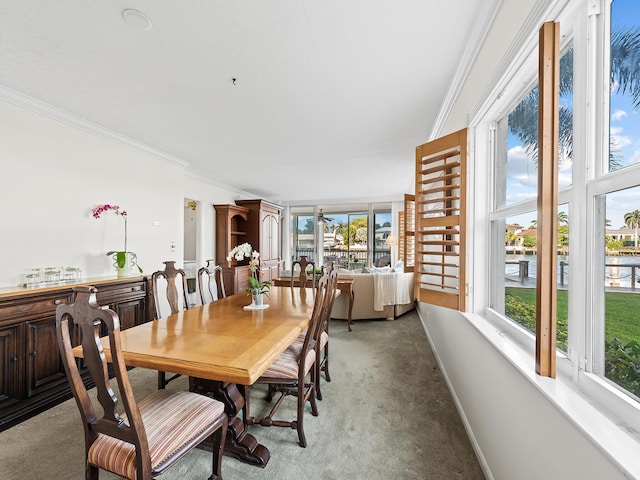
(54, 299, 62, 305)
(10, 356, 17, 363)
(30, 351, 37, 357)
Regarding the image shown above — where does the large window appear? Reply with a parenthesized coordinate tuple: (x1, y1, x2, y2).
(491, 42, 573, 354)
(595, 0, 640, 400)
(290, 205, 391, 270)
(480, 0, 640, 422)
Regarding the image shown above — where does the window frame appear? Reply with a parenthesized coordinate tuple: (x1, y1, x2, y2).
(469, 0, 640, 435)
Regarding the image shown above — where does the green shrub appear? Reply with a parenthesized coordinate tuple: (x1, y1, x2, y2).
(605, 338, 640, 398)
(505, 292, 536, 332)
(504, 291, 568, 351)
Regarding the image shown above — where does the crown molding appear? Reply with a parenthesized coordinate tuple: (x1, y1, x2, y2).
(429, 0, 503, 140)
(0, 84, 189, 167)
(467, 0, 558, 124)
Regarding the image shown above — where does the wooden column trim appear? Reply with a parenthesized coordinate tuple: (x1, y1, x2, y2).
(535, 22, 559, 378)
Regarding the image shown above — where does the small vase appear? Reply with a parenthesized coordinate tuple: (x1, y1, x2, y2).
(113, 252, 138, 278)
(252, 292, 264, 306)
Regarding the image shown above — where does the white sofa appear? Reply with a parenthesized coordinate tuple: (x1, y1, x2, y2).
(330, 271, 415, 321)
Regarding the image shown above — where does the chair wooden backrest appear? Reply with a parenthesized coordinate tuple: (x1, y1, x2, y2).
(197, 262, 226, 304)
(323, 268, 339, 321)
(151, 261, 190, 319)
(57, 286, 154, 476)
(296, 272, 330, 380)
(291, 256, 323, 291)
(315, 269, 338, 343)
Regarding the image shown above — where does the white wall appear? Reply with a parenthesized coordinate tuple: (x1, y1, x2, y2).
(0, 98, 240, 288)
(183, 175, 241, 267)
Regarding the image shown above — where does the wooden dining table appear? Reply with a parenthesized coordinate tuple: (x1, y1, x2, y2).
(74, 286, 317, 467)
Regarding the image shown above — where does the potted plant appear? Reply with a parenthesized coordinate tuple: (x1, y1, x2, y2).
(227, 242, 271, 305)
(92, 204, 143, 277)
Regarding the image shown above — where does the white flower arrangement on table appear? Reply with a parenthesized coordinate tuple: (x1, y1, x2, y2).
(227, 242, 271, 297)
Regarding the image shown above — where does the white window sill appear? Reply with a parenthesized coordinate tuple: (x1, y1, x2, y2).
(461, 310, 640, 479)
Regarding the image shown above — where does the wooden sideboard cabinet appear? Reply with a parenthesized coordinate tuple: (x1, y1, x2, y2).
(215, 199, 283, 294)
(0, 276, 151, 431)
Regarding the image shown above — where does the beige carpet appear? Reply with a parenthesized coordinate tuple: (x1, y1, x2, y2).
(0, 311, 485, 479)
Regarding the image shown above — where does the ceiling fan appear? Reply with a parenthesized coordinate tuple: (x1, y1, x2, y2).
(317, 209, 334, 224)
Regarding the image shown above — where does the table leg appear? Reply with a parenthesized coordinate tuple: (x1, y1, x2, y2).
(189, 377, 270, 467)
(347, 289, 354, 332)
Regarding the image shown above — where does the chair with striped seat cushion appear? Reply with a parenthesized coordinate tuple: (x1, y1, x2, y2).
(244, 272, 331, 447)
(290, 268, 339, 400)
(57, 286, 228, 480)
(315, 268, 339, 400)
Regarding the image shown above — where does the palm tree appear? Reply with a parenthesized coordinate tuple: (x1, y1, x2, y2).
(624, 209, 640, 249)
(557, 211, 569, 226)
(508, 48, 574, 164)
(509, 24, 640, 170)
(611, 26, 640, 109)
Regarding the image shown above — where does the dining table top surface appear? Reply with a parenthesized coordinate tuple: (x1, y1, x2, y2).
(74, 286, 318, 385)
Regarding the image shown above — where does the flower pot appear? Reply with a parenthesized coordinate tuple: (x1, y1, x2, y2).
(251, 292, 264, 306)
(112, 252, 139, 278)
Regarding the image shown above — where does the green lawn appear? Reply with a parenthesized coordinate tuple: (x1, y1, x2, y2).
(505, 287, 640, 345)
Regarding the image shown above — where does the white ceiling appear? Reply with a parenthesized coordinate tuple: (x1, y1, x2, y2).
(0, 0, 487, 206)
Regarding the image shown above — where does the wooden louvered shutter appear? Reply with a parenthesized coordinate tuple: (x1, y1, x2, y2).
(398, 211, 405, 263)
(400, 194, 415, 273)
(415, 128, 467, 311)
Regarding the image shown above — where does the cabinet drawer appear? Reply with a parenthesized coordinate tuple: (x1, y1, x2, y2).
(0, 293, 72, 322)
(95, 283, 146, 302)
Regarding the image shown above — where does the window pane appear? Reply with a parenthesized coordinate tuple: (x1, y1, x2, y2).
(559, 45, 574, 188)
(502, 213, 537, 335)
(496, 87, 539, 207)
(603, 187, 640, 399)
(321, 212, 369, 270)
(293, 215, 315, 261)
(374, 211, 392, 266)
(557, 204, 569, 352)
(497, 46, 573, 208)
(609, 0, 640, 172)
(345, 212, 368, 269)
(323, 213, 347, 267)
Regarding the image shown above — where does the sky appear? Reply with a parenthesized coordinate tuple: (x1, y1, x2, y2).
(607, 0, 640, 229)
(505, 0, 640, 230)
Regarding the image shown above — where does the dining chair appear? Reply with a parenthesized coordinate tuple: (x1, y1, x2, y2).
(289, 267, 338, 400)
(151, 261, 190, 389)
(244, 272, 331, 447)
(314, 268, 339, 400)
(56, 286, 228, 480)
(291, 255, 322, 291)
(197, 261, 226, 305)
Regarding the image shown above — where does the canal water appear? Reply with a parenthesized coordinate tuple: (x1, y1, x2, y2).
(505, 254, 640, 289)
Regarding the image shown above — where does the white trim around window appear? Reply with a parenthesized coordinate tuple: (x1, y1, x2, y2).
(468, 0, 640, 460)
